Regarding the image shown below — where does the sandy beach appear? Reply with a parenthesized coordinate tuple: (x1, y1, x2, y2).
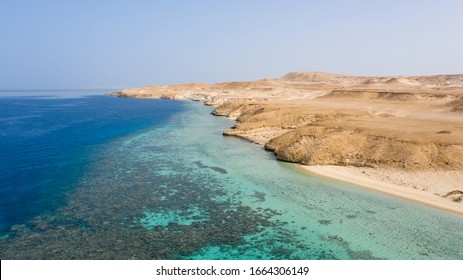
(110, 72, 463, 215)
(298, 165, 463, 215)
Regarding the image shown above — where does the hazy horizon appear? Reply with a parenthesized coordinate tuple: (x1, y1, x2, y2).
(1, 0, 462, 89)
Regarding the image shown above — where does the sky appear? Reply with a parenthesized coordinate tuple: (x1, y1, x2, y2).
(1, 0, 462, 89)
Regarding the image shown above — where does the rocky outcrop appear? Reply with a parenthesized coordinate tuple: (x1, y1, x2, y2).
(443, 190, 463, 203)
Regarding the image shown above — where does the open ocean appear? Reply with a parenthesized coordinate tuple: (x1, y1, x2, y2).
(0, 90, 462, 259)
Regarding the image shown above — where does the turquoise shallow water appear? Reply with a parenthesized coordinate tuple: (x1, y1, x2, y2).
(1, 96, 462, 259)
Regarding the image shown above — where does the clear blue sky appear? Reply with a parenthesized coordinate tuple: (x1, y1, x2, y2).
(1, 0, 462, 89)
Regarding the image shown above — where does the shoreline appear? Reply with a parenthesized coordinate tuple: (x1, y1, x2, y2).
(296, 165, 463, 215)
(111, 94, 463, 216)
(107, 71, 463, 217)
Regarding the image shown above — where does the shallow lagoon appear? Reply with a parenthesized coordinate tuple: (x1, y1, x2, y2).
(1, 93, 462, 259)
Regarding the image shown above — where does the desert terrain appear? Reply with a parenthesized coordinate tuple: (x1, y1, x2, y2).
(109, 72, 463, 214)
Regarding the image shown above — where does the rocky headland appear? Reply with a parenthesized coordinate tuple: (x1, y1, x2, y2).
(109, 72, 463, 214)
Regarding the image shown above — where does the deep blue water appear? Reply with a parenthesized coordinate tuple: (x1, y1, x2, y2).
(0, 91, 185, 231)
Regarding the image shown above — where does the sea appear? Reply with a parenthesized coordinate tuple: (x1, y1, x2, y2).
(0, 90, 462, 259)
